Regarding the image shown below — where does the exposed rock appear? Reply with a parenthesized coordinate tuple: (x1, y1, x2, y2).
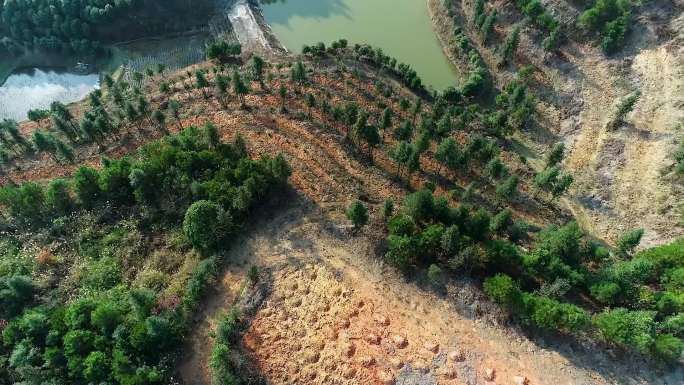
(390, 357, 404, 369)
(438, 365, 457, 379)
(375, 314, 390, 326)
(413, 359, 429, 373)
(448, 350, 465, 362)
(341, 342, 356, 358)
(484, 368, 496, 381)
(377, 369, 395, 385)
(392, 334, 408, 348)
(365, 333, 381, 344)
(514, 375, 530, 385)
(304, 350, 320, 364)
(424, 341, 439, 353)
(359, 355, 376, 367)
(342, 365, 356, 379)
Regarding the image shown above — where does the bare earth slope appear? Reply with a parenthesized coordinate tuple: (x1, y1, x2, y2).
(430, 0, 684, 247)
(178, 195, 683, 385)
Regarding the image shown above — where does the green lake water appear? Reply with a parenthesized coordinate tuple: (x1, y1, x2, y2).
(261, 0, 459, 90)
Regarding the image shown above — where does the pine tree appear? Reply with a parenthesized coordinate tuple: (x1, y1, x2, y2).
(152, 110, 168, 135)
(251, 55, 266, 89)
(232, 70, 249, 107)
(346, 200, 369, 230)
(290, 61, 307, 86)
(380, 107, 393, 142)
(165, 100, 181, 131)
(195, 70, 210, 99)
(501, 25, 521, 63)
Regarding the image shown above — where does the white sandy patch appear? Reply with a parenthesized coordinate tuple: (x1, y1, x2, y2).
(228, 0, 271, 52)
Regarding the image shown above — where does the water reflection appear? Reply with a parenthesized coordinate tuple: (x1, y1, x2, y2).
(260, 0, 352, 27)
(0, 68, 99, 121)
(261, 0, 459, 90)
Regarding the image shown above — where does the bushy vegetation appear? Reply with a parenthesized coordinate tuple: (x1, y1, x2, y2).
(513, 0, 562, 51)
(383, 182, 683, 362)
(210, 308, 243, 385)
(352, 44, 426, 93)
(607, 91, 640, 130)
(0, 126, 290, 384)
(578, 0, 633, 54)
(451, 26, 490, 98)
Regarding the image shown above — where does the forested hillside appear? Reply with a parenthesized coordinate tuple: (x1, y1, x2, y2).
(0, 23, 682, 382)
(0, 0, 215, 57)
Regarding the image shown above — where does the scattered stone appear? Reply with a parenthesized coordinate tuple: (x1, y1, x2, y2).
(424, 341, 439, 353)
(375, 314, 390, 326)
(377, 369, 395, 385)
(303, 350, 320, 364)
(342, 366, 356, 379)
(392, 334, 408, 348)
(359, 355, 376, 367)
(365, 333, 381, 345)
(438, 365, 457, 379)
(413, 359, 429, 373)
(389, 357, 404, 369)
(339, 318, 350, 329)
(327, 328, 338, 340)
(312, 339, 325, 351)
(303, 369, 317, 380)
(513, 375, 529, 385)
(448, 350, 465, 362)
(341, 343, 356, 358)
(484, 368, 496, 381)
(289, 298, 302, 307)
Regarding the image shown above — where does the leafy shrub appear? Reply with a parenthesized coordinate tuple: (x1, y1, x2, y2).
(385, 235, 419, 271)
(653, 334, 684, 363)
(522, 294, 590, 333)
(0, 275, 34, 318)
(388, 214, 417, 236)
(183, 201, 231, 255)
(73, 166, 102, 208)
(45, 179, 74, 215)
(484, 274, 523, 309)
(347, 200, 369, 230)
(578, 0, 632, 54)
(593, 308, 657, 355)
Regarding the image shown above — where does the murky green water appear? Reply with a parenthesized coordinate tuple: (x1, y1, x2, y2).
(262, 0, 459, 90)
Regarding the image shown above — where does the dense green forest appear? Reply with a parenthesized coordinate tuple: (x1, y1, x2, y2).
(0, 0, 215, 57)
(0, 125, 290, 384)
(377, 188, 684, 363)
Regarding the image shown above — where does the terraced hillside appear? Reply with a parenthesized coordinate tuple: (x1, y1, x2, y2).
(0, 40, 682, 385)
